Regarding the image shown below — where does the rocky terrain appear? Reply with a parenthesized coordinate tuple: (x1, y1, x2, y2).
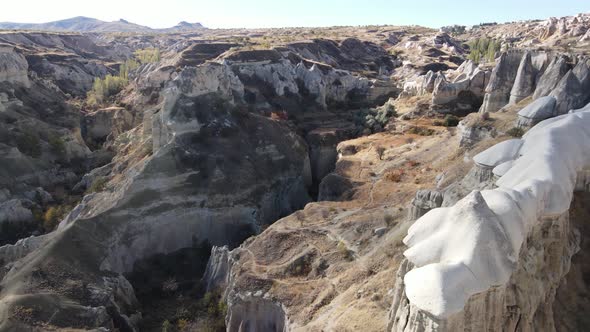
(0, 17, 205, 33)
(0, 11, 589, 332)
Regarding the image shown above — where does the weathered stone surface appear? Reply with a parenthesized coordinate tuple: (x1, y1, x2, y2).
(430, 60, 489, 115)
(318, 173, 354, 201)
(480, 51, 523, 112)
(549, 60, 590, 115)
(82, 107, 135, 147)
(407, 189, 443, 220)
(389, 207, 580, 332)
(0, 199, 33, 226)
(517, 95, 557, 127)
(202, 245, 231, 293)
(0, 45, 29, 86)
(509, 51, 536, 104)
(533, 55, 570, 99)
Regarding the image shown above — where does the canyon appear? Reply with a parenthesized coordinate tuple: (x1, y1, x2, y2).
(0, 11, 589, 332)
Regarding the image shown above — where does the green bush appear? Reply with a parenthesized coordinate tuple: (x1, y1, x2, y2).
(467, 37, 502, 63)
(43, 204, 73, 231)
(407, 126, 435, 136)
(354, 102, 397, 133)
(506, 127, 525, 138)
(443, 115, 460, 127)
(87, 177, 108, 194)
(87, 74, 129, 106)
(49, 135, 66, 157)
(119, 58, 140, 80)
(16, 130, 41, 157)
(134, 48, 161, 64)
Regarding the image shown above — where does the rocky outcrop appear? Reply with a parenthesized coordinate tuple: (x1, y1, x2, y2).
(0, 62, 315, 329)
(82, 107, 135, 148)
(0, 45, 29, 86)
(480, 51, 524, 112)
(430, 61, 489, 115)
(202, 245, 231, 293)
(533, 55, 570, 99)
(227, 296, 289, 332)
(549, 59, 590, 115)
(407, 189, 443, 221)
(456, 113, 496, 147)
(390, 207, 579, 331)
(516, 95, 556, 127)
(400, 70, 442, 97)
(509, 51, 536, 104)
(393, 107, 590, 330)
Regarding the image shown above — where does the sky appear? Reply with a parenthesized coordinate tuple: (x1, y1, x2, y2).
(0, 0, 588, 29)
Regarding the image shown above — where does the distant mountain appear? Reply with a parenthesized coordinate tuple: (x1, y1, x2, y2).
(0, 16, 206, 33)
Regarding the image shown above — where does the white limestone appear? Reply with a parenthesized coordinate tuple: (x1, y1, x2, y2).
(403, 105, 590, 318)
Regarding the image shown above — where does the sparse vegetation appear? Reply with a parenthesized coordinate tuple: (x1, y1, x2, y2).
(354, 101, 397, 133)
(385, 169, 404, 182)
(443, 114, 460, 127)
(43, 204, 73, 231)
(337, 240, 353, 261)
(507, 127, 525, 138)
(48, 135, 66, 158)
(86, 177, 108, 194)
(16, 130, 41, 157)
(134, 48, 161, 64)
(384, 213, 396, 227)
(119, 58, 140, 79)
(407, 126, 435, 136)
(87, 75, 129, 106)
(467, 37, 501, 63)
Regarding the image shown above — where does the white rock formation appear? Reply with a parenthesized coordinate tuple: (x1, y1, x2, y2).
(402, 105, 590, 318)
(516, 95, 556, 127)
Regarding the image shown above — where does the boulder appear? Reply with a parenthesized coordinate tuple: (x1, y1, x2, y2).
(517, 96, 557, 127)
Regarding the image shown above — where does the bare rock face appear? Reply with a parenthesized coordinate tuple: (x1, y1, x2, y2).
(0, 45, 29, 86)
(533, 55, 570, 99)
(549, 59, 590, 115)
(456, 113, 496, 147)
(407, 189, 443, 220)
(517, 95, 556, 127)
(227, 296, 289, 332)
(202, 245, 231, 293)
(480, 51, 524, 113)
(390, 197, 583, 332)
(0, 63, 314, 329)
(509, 51, 537, 104)
(430, 60, 489, 115)
(82, 107, 135, 148)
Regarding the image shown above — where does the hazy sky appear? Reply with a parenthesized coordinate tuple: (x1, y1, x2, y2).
(1, 0, 589, 29)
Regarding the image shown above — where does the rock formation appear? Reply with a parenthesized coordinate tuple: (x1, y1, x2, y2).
(480, 51, 525, 112)
(509, 51, 536, 104)
(395, 106, 590, 330)
(516, 95, 556, 127)
(532, 54, 570, 99)
(430, 60, 489, 115)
